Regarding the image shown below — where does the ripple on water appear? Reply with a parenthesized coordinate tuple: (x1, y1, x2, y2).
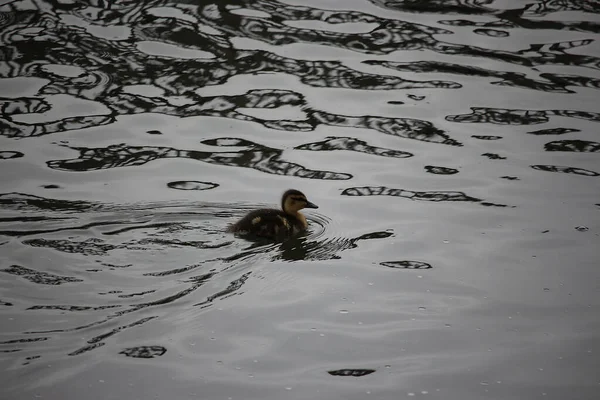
(167, 181, 220, 190)
(0, 151, 24, 159)
(544, 140, 600, 152)
(531, 165, 599, 177)
(120, 345, 167, 358)
(424, 165, 459, 175)
(0, 191, 400, 361)
(473, 28, 509, 38)
(527, 127, 580, 136)
(380, 261, 433, 270)
(1, 265, 83, 285)
(328, 368, 376, 377)
(1, 0, 599, 398)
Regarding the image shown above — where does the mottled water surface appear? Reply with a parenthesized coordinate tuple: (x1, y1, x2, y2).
(1, 0, 599, 399)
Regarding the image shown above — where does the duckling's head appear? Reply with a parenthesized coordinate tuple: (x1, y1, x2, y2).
(281, 189, 318, 215)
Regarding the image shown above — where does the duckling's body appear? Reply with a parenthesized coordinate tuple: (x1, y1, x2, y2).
(228, 189, 318, 239)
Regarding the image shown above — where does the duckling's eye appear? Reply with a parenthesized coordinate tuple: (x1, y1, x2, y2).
(291, 196, 306, 202)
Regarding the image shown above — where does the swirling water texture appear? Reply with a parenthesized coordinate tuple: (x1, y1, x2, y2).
(1, 1, 600, 399)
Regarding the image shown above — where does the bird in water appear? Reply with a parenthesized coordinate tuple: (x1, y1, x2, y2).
(228, 189, 318, 239)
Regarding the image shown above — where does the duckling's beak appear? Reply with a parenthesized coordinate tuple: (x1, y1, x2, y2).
(305, 201, 318, 209)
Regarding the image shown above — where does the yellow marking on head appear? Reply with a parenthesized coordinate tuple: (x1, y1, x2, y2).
(283, 195, 307, 214)
(281, 189, 317, 215)
(252, 216, 261, 225)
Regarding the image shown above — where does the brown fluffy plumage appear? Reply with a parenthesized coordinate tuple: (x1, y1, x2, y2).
(228, 189, 318, 238)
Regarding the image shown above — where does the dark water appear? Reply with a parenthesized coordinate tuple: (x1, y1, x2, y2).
(1, 0, 599, 399)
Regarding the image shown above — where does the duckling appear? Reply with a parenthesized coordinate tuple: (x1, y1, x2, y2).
(228, 189, 318, 238)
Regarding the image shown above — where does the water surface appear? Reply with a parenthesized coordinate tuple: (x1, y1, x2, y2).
(1, 0, 599, 399)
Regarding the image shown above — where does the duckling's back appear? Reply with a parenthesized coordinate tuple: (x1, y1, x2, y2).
(228, 209, 301, 238)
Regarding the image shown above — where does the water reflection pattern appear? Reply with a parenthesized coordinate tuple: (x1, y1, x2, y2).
(371, 0, 600, 34)
(1, 0, 599, 377)
(1, 265, 83, 285)
(295, 137, 413, 159)
(0, 193, 395, 358)
(544, 140, 600, 153)
(120, 345, 167, 358)
(46, 141, 353, 179)
(366, 60, 600, 93)
(342, 186, 511, 207)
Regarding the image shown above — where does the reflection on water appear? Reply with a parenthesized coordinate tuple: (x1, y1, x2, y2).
(328, 368, 376, 377)
(365, 60, 600, 93)
(341, 185, 511, 207)
(1, 265, 84, 285)
(424, 165, 459, 175)
(531, 165, 599, 176)
(120, 345, 167, 359)
(1, 0, 600, 398)
(0, 192, 394, 353)
(447, 107, 600, 125)
(544, 140, 600, 152)
(528, 127, 580, 135)
(46, 140, 353, 179)
(295, 136, 413, 159)
(0, 151, 24, 159)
